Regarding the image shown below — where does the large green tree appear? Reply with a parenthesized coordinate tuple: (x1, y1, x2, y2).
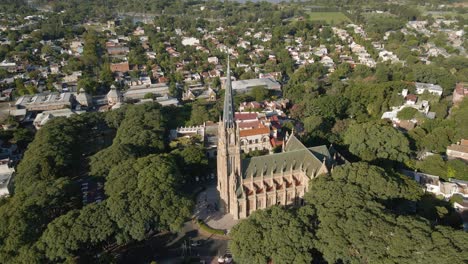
(105, 155, 192, 244)
(39, 202, 116, 262)
(344, 121, 411, 163)
(303, 163, 467, 264)
(230, 206, 314, 264)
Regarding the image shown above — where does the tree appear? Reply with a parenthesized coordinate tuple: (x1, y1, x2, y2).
(89, 144, 137, 178)
(188, 101, 211, 126)
(99, 62, 114, 87)
(170, 144, 208, 183)
(144, 93, 155, 99)
(303, 162, 468, 264)
(82, 30, 101, 69)
(397, 107, 418, 120)
(447, 159, 468, 181)
(105, 155, 192, 243)
(78, 76, 98, 94)
(230, 206, 314, 264)
(113, 103, 166, 156)
(39, 202, 116, 261)
(415, 155, 447, 178)
(344, 121, 410, 163)
(249, 86, 269, 102)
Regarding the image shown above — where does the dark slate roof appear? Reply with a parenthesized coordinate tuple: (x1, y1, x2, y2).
(240, 135, 332, 180)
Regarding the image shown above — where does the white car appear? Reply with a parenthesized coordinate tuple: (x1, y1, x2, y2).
(224, 254, 233, 263)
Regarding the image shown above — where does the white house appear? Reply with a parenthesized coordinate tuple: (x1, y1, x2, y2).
(415, 82, 443, 96)
(182, 37, 200, 46)
(0, 163, 14, 197)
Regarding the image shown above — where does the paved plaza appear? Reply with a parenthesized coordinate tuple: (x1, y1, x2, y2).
(193, 185, 239, 231)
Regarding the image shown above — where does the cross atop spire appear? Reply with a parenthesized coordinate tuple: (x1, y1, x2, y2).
(223, 53, 234, 128)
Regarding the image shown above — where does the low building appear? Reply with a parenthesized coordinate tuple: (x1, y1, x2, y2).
(230, 78, 281, 94)
(15, 93, 73, 111)
(110, 62, 130, 73)
(453, 82, 468, 105)
(0, 162, 14, 197)
(107, 45, 129, 56)
(447, 140, 468, 161)
(155, 95, 179, 106)
(415, 82, 443, 96)
(33, 108, 84, 129)
(181, 37, 200, 46)
(404, 170, 468, 199)
(182, 87, 216, 101)
(123, 83, 170, 101)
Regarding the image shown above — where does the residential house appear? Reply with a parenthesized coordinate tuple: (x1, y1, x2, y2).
(0, 162, 14, 197)
(208, 56, 219, 64)
(415, 82, 443, 96)
(110, 62, 130, 73)
(182, 37, 200, 46)
(453, 82, 468, 105)
(447, 140, 468, 161)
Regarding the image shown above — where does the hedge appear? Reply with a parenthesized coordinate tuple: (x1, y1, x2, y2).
(196, 219, 225, 236)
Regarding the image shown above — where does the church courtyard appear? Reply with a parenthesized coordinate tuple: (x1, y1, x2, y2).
(194, 185, 239, 231)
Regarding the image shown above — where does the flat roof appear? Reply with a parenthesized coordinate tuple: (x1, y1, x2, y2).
(231, 78, 281, 91)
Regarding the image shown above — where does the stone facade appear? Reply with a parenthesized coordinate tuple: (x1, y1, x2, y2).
(217, 58, 346, 219)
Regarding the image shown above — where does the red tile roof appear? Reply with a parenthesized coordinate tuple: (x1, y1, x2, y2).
(239, 126, 270, 137)
(238, 120, 260, 129)
(235, 112, 258, 121)
(405, 94, 418, 102)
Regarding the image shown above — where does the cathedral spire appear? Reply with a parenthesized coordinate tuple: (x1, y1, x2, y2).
(223, 53, 234, 128)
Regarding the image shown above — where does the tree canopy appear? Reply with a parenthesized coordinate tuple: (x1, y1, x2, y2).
(230, 163, 468, 264)
(230, 206, 314, 264)
(344, 121, 411, 164)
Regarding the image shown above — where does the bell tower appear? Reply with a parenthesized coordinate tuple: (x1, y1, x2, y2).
(217, 54, 241, 217)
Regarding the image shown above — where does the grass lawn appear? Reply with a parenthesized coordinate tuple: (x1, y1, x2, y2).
(307, 12, 351, 24)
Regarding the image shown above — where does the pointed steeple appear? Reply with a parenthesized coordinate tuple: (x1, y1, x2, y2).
(223, 53, 234, 128)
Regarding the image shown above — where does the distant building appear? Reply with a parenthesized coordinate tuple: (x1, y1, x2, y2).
(110, 62, 130, 73)
(182, 37, 200, 46)
(106, 85, 123, 105)
(0, 162, 14, 197)
(447, 139, 468, 161)
(15, 93, 73, 111)
(230, 78, 281, 94)
(182, 87, 216, 101)
(415, 82, 443, 96)
(107, 45, 129, 56)
(123, 83, 170, 101)
(404, 170, 468, 200)
(33, 108, 84, 130)
(208, 56, 219, 64)
(235, 113, 271, 153)
(453, 82, 468, 105)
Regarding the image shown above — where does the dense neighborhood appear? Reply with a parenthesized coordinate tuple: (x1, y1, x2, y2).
(0, 0, 466, 263)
